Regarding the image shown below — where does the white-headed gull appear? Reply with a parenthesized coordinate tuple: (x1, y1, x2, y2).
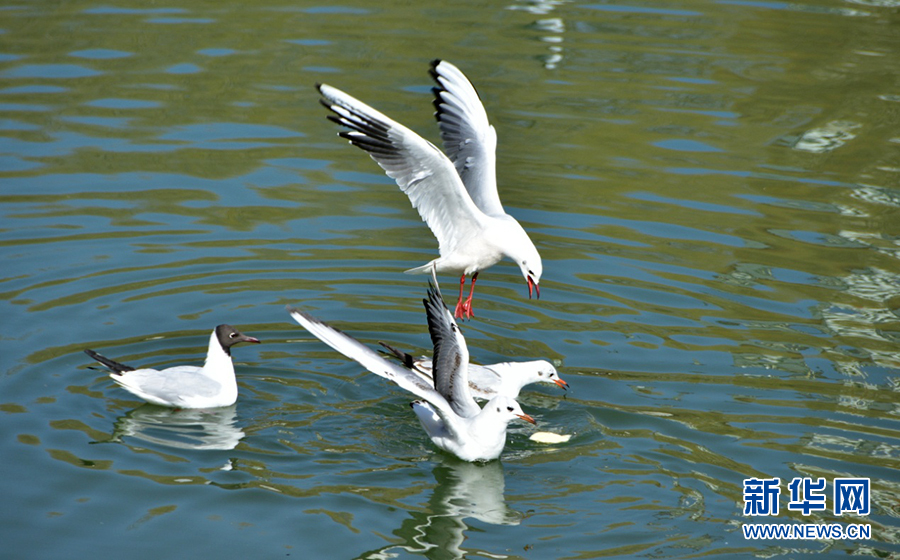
(378, 342, 568, 400)
(84, 325, 260, 408)
(317, 59, 543, 319)
(286, 276, 536, 461)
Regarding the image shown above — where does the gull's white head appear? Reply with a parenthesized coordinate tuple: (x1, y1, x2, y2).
(486, 395, 536, 425)
(504, 223, 543, 300)
(529, 360, 568, 390)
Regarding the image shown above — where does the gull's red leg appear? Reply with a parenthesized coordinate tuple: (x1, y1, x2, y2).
(461, 272, 479, 319)
(454, 273, 467, 318)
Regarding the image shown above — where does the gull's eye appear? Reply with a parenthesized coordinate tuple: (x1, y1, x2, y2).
(506, 406, 514, 412)
(229, 332, 238, 338)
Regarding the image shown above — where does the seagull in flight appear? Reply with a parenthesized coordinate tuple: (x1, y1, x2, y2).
(317, 59, 543, 319)
(378, 342, 568, 401)
(286, 272, 536, 462)
(84, 325, 260, 409)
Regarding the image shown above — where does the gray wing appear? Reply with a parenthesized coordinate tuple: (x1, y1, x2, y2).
(318, 83, 487, 258)
(112, 366, 221, 404)
(422, 270, 480, 418)
(430, 60, 505, 217)
(393, 360, 504, 401)
(462, 363, 505, 400)
(286, 305, 459, 421)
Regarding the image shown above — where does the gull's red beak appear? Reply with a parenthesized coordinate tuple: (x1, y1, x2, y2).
(554, 378, 569, 390)
(527, 276, 540, 299)
(517, 413, 537, 425)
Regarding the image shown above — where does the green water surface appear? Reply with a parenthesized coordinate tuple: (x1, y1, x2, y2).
(2, 0, 898, 557)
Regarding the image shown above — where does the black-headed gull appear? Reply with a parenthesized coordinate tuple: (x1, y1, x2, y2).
(378, 342, 568, 400)
(286, 277, 536, 462)
(317, 59, 543, 319)
(84, 325, 260, 408)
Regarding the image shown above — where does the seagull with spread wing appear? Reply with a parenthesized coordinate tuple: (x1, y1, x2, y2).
(317, 59, 543, 319)
(286, 270, 536, 462)
(378, 341, 568, 401)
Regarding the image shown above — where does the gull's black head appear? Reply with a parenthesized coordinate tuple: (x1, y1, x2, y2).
(215, 324, 261, 355)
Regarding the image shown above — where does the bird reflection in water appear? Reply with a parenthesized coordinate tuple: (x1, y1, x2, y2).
(360, 457, 523, 559)
(103, 404, 245, 451)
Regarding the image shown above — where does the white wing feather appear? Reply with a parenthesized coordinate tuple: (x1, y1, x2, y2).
(286, 305, 464, 438)
(318, 84, 488, 258)
(430, 60, 504, 217)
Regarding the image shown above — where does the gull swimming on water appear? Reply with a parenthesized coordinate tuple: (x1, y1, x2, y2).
(286, 274, 536, 462)
(317, 59, 543, 319)
(84, 324, 260, 409)
(378, 342, 568, 401)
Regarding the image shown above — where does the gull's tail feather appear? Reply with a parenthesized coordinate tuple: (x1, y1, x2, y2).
(404, 261, 439, 275)
(84, 349, 135, 375)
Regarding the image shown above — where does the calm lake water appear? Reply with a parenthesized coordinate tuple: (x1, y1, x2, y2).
(2, 0, 899, 557)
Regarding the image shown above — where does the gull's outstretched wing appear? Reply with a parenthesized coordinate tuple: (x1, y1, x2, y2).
(319, 83, 487, 258)
(430, 59, 504, 217)
(423, 268, 480, 418)
(287, 305, 460, 424)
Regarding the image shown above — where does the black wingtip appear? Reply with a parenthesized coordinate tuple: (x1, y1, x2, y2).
(422, 292, 441, 337)
(287, 304, 323, 330)
(287, 304, 357, 340)
(425, 285, 443, 313)
(286, 305, 312, 321)
(431, 86, 446, 122)
(423, 281, 454, 354)
(378, 341, 414, 369)
(423, 271, 447, 324)
(286, 305, 313, 325)
(84, 348, 134, 374)
(430, 60, 446, 105)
